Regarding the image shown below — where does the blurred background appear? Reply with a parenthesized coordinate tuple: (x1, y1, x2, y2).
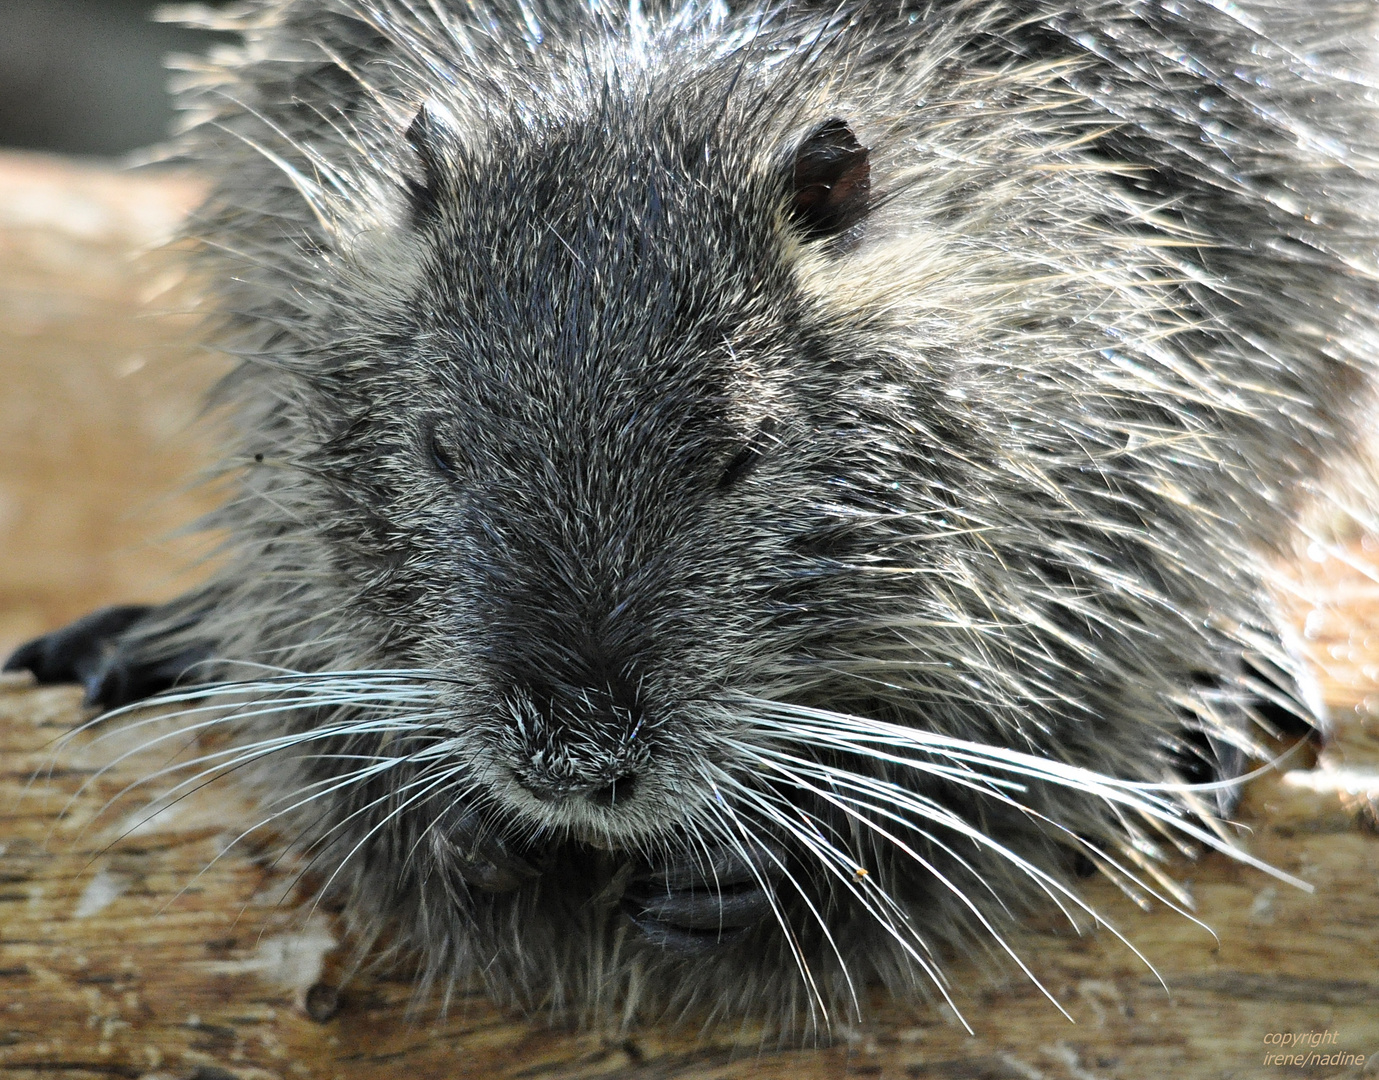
(0, 1, 228, 657)
(0, 0, 230, 157)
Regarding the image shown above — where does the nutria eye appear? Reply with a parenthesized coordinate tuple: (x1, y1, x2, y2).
(717, 421, 777, 491)
(717, 445, 760, 491)
(428, 428, 458, 476)
(791, 118, 871, 241)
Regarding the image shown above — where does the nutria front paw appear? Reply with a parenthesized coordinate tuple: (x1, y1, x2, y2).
(4, 605, 206, 710)
(622, 840, 786, 952)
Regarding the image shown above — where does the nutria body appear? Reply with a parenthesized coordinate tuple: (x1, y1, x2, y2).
(9, 0, 1379, 1032)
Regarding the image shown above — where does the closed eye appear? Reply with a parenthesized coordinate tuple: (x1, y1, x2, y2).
(428, 427, 459, 477)
(717, 420, 778, 492)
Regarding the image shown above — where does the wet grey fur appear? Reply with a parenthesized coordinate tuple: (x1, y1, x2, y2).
(51, 0, 1379, 1032)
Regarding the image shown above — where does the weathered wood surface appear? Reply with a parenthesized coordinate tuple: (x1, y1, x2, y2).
(2, 151, 1378, 1080)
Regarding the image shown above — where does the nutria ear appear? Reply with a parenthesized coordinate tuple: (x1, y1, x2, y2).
(404, 104, 448, 221)
(790, 118, 871, 241)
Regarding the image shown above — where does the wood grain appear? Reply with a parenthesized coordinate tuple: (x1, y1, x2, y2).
(1, 151, 1378, 1080)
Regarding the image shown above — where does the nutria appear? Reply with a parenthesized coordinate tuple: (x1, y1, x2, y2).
(9, 0, 1375, 1033)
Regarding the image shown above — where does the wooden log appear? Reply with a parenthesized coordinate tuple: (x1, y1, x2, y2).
(1, 151, 1377, 1080)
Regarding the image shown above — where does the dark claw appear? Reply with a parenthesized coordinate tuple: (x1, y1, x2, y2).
(633, 840, 778, 891)
(455, 849, 540, 892)
(623, 910, 754, 952)
(622, 840, 785, 952)
(5, 606, 150, 695)
(85, 644, 212, 710)
(432, 807, 540, 893)
(1178, 658, 1321, 818)
(1171, 725, 1248, 816)
(4, 605, 209, 710)
(631, 885, 773, 930)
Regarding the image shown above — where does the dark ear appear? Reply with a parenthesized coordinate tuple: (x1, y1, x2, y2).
(405, 105, 447, 221)
(790, 118, 870, 241)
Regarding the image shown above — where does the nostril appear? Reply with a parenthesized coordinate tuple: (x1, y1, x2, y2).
(587, 773, 638, 808)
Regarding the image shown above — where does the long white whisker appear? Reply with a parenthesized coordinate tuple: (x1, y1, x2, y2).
(714, 773, 975, 1030)
(395, 774, 492, 880)
(32, 669, 442, 799)
(735, 741, 1191, 1002)
(296, 762, 475, 926)
(692, 774, 839, 1028)
(735, 744, 1096, 1020)
(71, 711, 448, 835)
(739, 704, 1310, 890)
(157, 751, 422, 914)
